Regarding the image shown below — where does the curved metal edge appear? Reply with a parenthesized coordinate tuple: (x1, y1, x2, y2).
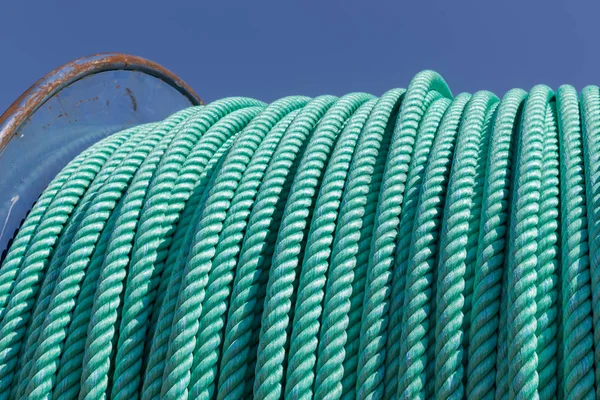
(0, 53, 204, 150)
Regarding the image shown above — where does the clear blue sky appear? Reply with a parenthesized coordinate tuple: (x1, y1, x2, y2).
(0, 1, 598, 111)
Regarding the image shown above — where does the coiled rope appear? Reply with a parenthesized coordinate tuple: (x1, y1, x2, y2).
(0, 70, 598, 399)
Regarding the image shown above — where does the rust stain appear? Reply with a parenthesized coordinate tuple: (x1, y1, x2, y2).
(74, 96, 100, 107)
(0, 53, 204, 151)
(125, 88, 138, 112)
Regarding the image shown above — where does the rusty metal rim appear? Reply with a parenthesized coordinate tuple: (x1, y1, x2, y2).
(0, 52, 204, 150)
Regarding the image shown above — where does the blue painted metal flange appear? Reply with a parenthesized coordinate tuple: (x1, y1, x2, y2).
(0, 53, 203, 257)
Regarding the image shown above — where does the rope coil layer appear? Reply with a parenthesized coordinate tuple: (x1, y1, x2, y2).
(0, 70, 598, 399)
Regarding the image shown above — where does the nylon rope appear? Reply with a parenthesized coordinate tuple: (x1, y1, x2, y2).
(0, 70, 598, 399)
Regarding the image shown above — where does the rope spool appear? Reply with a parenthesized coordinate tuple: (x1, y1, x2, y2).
(0, 69, 596, 399)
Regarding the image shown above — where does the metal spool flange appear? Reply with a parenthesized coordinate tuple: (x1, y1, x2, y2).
(0, 53, 203, 257)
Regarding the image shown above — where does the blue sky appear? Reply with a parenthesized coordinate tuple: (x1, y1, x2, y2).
(0, 1, 597, 111)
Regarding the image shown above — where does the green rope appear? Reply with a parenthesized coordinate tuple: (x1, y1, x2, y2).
(1, 70, 599, 399)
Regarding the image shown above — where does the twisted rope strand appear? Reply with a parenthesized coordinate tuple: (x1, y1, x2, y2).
(466, 89, 527, 400)
(557, 85, 595, 400)
(506, 85, 553, 400)
(396, 93, 471, 400)
(313, 88, 405, 400)
(433, 91, 499, 400)
(356, 71, 450, 400)
(284, 96, 376, 400)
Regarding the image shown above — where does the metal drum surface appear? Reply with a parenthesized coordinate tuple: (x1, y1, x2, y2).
(0, 53, 202, 257)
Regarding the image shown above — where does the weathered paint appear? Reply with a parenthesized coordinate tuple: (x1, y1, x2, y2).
(0, 53, 203, 257)
(0, 53, 202, 148)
